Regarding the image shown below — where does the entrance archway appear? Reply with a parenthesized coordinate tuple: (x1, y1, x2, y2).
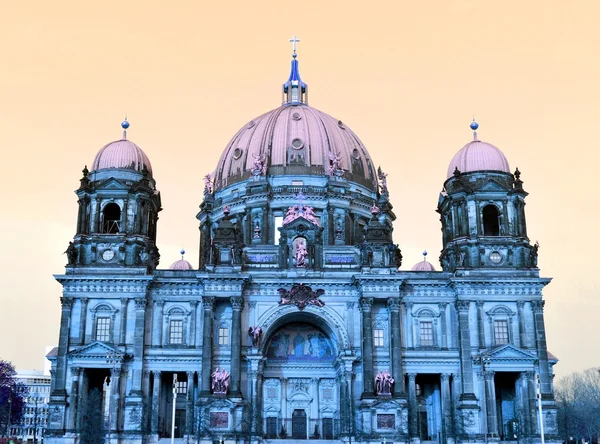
(260, 315, 344, 441)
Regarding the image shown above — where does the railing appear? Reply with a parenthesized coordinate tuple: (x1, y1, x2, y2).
(264, 417, 341, 440)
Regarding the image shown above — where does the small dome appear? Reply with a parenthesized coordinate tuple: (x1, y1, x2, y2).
(411, 259, 436, 272)
(169, 259, 193, 270)
(447, 140, 510, 179)
(92, 139, 153, 175)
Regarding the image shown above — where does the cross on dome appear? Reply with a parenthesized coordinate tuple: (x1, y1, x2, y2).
(289, 35, 300, 58)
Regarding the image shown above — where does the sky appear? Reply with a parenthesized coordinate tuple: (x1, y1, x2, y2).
(0, 0, 598, 379)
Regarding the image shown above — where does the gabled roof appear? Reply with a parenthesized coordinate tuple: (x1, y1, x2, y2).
(67, 341, 124, 360)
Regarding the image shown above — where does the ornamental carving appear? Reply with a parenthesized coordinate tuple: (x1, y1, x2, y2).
(387, 298, 401, 311)
(531, 300, 545, 313)
(455, 300, 471, 312)
(278, 284, 325, 311)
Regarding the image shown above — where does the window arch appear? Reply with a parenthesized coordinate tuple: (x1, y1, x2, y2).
(217, 322, 230, 346)
(164, 306, 190, 346)
(486, 305, 515, 346)
(102, 203, 121, 234)
(482, 204, 500, 236)
(91, 303, 118, 343)
(413, 308, 439, 348)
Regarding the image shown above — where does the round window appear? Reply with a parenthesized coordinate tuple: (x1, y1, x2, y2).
(233, 148, 243, 159)
(489, 251, 502, 264)
(102, 249, 115, 262)
(291, 138, 304, 150)
(292, 112, 302, 121)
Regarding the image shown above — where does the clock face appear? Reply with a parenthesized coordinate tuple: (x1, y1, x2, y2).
(489, 251, 502, 264)
(102, 249, 115, 262)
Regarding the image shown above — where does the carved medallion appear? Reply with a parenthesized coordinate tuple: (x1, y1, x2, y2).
(278, 284, 325, 311)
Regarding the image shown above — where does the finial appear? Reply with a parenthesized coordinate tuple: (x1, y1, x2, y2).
(121, 115, 130, 139)
(289, 35, 300, 58)
(82, 165, 89, 178)
(514, 167, 521, 180)
(422, 250, 428, 261)
(297, 191, 305, 206)
(470, 117, 479, 141)
(180, 249, 185, 260)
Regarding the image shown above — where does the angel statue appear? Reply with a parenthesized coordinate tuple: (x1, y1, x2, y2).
(248, 326, 263, 348)
(203, 174, 214, 195)
(377, 166, 388, 194)
(327, 151, 342, 176)
(252, 153, 267, 176)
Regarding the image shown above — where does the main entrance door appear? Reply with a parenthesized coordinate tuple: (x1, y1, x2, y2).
(292, 409, 307, 440)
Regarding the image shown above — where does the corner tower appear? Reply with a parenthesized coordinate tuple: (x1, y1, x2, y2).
(69, 119, 162, 270)
(437, 121, 535, 271)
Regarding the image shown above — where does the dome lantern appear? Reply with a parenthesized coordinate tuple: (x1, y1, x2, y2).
(282, 36, 308, 105)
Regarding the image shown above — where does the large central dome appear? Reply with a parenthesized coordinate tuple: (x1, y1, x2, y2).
(214, 104, 376, 191)
(213, 54, 376, 191)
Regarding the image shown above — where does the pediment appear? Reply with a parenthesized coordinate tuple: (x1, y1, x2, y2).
(478, 179, 509, 193)
(98, 177, 129, 191)
(486, 344, 537, 361)
(282, 215, 320, 230)
(67, 341, 123, 360)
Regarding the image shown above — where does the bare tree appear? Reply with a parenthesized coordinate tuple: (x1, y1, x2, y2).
(555, 367, 600, 443)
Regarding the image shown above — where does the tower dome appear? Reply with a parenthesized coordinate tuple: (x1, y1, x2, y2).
(411, 251, 436, 271)
(91, 119, 153, 175)
(212, 50, 376, 191)
(446, 121, 510, 179)
(169, 249, 192, 270)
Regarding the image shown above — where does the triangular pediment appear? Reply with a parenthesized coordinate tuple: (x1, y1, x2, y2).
(478, 179, 509, 192)
(282, 215, 320, 229)
(67, 341, 123, 360)
(486, 344, 537, 361)
(98, 177, 129, 191)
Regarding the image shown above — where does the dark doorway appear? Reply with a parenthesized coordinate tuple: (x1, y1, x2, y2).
(102, 203, 121, 234)
(292, 409, 307, 440)
(266, 417, 277, 439)
(323, 417, 334, 439)
(495, 372, 519, 440)
(174, 410, 185, 438)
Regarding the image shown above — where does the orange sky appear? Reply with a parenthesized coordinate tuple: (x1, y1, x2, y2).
(0, 0, 598, 379)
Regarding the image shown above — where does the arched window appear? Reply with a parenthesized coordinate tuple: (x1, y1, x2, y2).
(102, 203, 121, 234)
(482, 205, 500, 236)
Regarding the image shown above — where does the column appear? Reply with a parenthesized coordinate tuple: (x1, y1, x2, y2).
(77, 370, 88, 431)
(67, 367, 81, 432)
(120, 298, 128, 345)
(151, 371, 161, 434)
(109, 367, 122, 433)
(79, 298, 89, 345)
(359, 297, 374, 397)
(477, 301, 486, 349)
(53, 297, 74, 395)
(249, 370, 262, 434)
(439, 302, 448, 349)
(142, 371, 151, 434)
(484, 371, 498, 436)
(154, 300, 165, 347)
(230, 296, 243, 396)
(407, 374, 417, 437)
(532, 300, 552, 395)
(281, 378, 288, 420)
(455, 300, 477, 400)
(440, 373, 451, 439)
(517, 301, 527, 348)
(404, 301, 414, 348)
(311, 378, 319, 420)
(189, 301, 198, 348)
(518, 372, 531, 435)
(387, 298, 404, 396)
(130, 298, 146, 394)
(201, 297, 215, 394)
(186, 371, 195, 436)
(526, 371, 538, 435)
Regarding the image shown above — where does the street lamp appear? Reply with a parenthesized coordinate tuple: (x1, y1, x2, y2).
(105, 351, 120, 444)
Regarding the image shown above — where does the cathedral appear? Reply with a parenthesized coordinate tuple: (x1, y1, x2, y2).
(46, 42, 559, 444)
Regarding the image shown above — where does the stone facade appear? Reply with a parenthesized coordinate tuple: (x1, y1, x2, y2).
(46, 53, 558, 444)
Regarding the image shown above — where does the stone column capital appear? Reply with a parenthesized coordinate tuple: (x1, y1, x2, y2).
(189, 300, 199, 308)
(516, 300, 525, 309)
(359, 297, 373, 312)
(387, 298, 401, 312)
(155, 299, 166, 308)
(438, 302, 448, 310)
(61, 297, 74, 310)
(476, 300, 484, 308)
(134, 298, 147, 310)
(153, 370, 162, 380)
(230, 296, 244, 310)
(202, 296, 216, 310)
(403, 300, 414, 310)
(81, 297, 90, 305)
(440, 373, 451, 382)
(455, 300, 471, 312)
(484, 370, 495, 381)
(407, 373, 417, 382)
(531, 300, 545, 313)
(70, 367, 81, 377)
(186, 371, 195, 379)
(120, 298, 129, 306)
(346, 301, 355, 309)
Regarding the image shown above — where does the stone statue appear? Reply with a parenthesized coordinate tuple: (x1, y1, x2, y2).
(295, 241, 308, 267)
(203, 174, 213, 195)
(248, 326, 263, 348)
(283, 205, 299, 225)
(252, 153, 267, 176)
(530, 241, 539, 267)
(327, 151, 342, 176)
(371, 203, 380, 216)
(375, 369, 394, 395)
(211, 368, 230, 395)
(301, 206, 319, 226)
(64, 241, 78, 265)
(377, 166, 388, 194)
